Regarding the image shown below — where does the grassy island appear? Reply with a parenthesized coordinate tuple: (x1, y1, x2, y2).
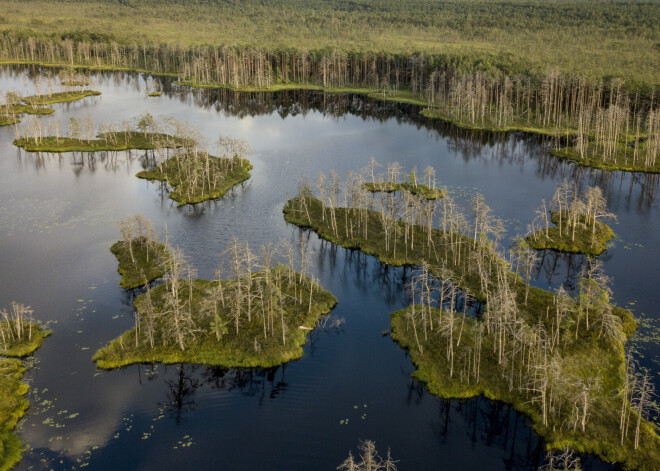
(147, 91, 162, 97)
(527, 212, 615, 256)
(111, 239, 170, 289)
(95, 239, 337, 369)
(552, 144, 660, 174)
(20, 90, 100, 106)
(0, 303, 49, 471)
(284, 169, 659, 469)
(13, 131, 187, 153)
(111, 215, 171, 289)
(360, 162, 443, 200)
(526, 184, 616, 256)
(136, 151, 252, 205)
(363, 182, 443, 200)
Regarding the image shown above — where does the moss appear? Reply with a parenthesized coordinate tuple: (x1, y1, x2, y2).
(0, 326, 48, 471)
(285, 192, 657, 468)
(0, 324, 50, 358)
(420, 108, 573, 137)
(13, 132, 187, 152)
(147, 91, 162, 97)
(362, 182, 444, 200)
(526, 212, 615, 256)
(367, 90, 428, 107)
(551, 146, 660, 174)
(110, 238, 171, 289)
(390, 305, 659, 470)
(0, 103, 54, 126)
(93, 268, 337, 369)
(283, 195, 489, 301)
(21, 90, 100, 106)
(60, 80, 89, 87)
(174, 80, 384, 95)
(0, 358, 27, 471)
(136, 154, 252, 206)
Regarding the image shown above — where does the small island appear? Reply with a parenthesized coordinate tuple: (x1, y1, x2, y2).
(283, 168, 659, 470)
(0, 302, 49, 471)
(361, 161, 443, 200)
(111, 215, 171, 289)
(14, 131, 188, 153)
(95, 239, 337, 369)
(1, 90, 101, 127)
(20, 90, 101, 106)
(136, 137, 252, 205)
(526, 184, 616, 256)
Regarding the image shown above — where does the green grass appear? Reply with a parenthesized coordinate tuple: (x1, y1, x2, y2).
(175, 80, 383, 95)
(390, 305, 658, 470)
(284, 193, 658, 468)
(362, 182, 444, 200)
(527, 212, 615, 256)
(552, 144, 660, 174)
(93, 268, 338, 369)
(136, 155, 252, 206)
(420, 108, 574, 137)
(20, 90, 100, 106)
(0, 103, 54, 127)
(13, 132, 187, 152)
(110, 237, 171, 289)
(60, 80, 89, 87)
(0, 324, 48, 471)
(367, 90, 428, 107)
(283, 195, 493, 301)
(1, 0, 658, 86)
(0, 358, 27, 471)
(0, 323, 50, 358)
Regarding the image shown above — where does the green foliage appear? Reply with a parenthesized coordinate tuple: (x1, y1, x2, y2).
(0, 359, 26, 471)
(527, 212, 615, 256)
(13, 132, 187, 152)
(136, 154, 252, 206)
(20, 90, 100, 106)
(0, 327, 48, 471)
(93, 269, 338, 369)
(552, 144, 660, 174)
(283, 195, 491, 301)
(362, 182, 444, 200)
(110, 237, 171, 289)
(0, 323, 50, 358)
(1, 0, 658, 85)
(391, 305, 659, 470)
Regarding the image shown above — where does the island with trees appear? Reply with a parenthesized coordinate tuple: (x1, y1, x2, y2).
(283, 163, 659, 470)
(526, 184, 616, 256)
(0, 302, 49, 471)
(110, 215, 171, 290)
(95, 238, 337, 369)
(12, 113, 188, 152)
(1, 89, 100, 127)
(136, 134, 252, 205)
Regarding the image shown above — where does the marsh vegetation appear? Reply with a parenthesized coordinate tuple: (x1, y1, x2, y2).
(283, 163, 659, 469)
(95, 238, 337, 369)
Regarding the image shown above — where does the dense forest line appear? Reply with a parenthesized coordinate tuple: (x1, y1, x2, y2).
(1, 0, 658, 84)
(1, 17, 659, 170)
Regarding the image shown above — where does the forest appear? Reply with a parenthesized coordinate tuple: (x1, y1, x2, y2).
(1, 1, 659, 172)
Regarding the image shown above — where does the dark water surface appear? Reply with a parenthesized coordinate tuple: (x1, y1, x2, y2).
(0, 66, 657, 470)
